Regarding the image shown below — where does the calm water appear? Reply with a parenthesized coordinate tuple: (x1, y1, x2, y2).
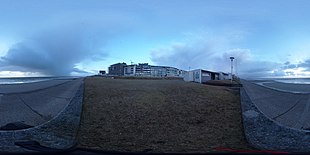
(252, 77, 310, 84)
(0, 76, 81, 84)
(274, 78, 310, 84)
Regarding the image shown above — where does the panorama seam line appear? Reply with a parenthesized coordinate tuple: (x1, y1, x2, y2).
(17, 94, 44, 118)
(296, 94, 310, 129)
(272, 95, 306, 120)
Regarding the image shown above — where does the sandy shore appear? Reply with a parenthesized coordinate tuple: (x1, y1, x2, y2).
(77, 77, 254, 153)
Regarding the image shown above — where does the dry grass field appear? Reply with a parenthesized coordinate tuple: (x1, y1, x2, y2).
(77, 77, 255, 153)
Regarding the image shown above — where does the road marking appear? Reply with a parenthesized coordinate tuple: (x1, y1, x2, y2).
(273, 95, 306, 120)
(16, 95, 44, 118)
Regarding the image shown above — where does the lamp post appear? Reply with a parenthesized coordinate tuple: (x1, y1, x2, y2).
(230, 57, 234, 83)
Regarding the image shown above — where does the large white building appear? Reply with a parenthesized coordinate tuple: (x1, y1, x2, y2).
(123, 63, 186, 77)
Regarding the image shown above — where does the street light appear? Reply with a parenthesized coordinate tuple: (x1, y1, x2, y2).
(230, 57, 234, 83)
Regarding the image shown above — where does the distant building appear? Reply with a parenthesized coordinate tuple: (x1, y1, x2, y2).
(108, 62, 127, 76)
(124, 64, 136, 76)
(98, 70, 106, 75)
(150, 66, 166, 77)
(122, 63, 185, 77)
(150, 65, 184, 77)
(106, 62, 187, 78)
(136, 63, 151, 77)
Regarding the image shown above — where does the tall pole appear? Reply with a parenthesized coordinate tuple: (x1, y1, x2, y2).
(235, 58, 238, 78)
(230, 57, 234, 83)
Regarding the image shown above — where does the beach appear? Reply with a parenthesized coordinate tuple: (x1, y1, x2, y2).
(77, 77, 254, 153)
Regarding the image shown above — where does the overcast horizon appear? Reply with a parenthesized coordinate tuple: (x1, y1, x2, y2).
(1, 0, 310, 78)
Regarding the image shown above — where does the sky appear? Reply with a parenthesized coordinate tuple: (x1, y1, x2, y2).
(0, 0, 310, 78)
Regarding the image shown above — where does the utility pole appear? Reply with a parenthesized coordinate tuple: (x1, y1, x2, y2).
(230, 57, 234, 83)
(235, 58, 238, 79)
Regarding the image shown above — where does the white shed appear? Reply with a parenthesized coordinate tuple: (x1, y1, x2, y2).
(184, 69, 220, 83)
(183, 71, 194, 82)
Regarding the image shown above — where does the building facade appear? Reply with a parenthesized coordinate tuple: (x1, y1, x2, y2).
(124, 65, 136, 76)
(136, 63, 151, 77)
(107, 62, 229, 82)
(108, 62, 127, 76)
(98, 70, 106, 75)
(107, 62, 186, 77)
(219, 72, 230, 80)
(184, 69, 224, 83)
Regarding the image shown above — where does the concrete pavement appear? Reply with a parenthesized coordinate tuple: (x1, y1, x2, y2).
(0, 77, 84, 153)
(0, 79, 73, 94)
(241, 79, 310, 130)
(0, 78, 84, 129)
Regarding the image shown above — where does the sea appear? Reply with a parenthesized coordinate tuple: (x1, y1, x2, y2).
(0, 76, 82, 85)
(254, 77, 310, 84)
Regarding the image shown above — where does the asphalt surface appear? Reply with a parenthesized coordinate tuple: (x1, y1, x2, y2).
(0, 78, 84, 129)
(241, 79, 310, 130)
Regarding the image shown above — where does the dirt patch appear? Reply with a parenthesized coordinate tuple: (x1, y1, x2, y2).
(77, 77, 255, 153)
(205, 80, 242, 87)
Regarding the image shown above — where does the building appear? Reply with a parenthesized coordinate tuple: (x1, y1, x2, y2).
(219, 72, 230, 80)
(183, 71, 194, 82)
(107, 62, 228, 82)
(150, 66, 185, 77)
(124, 64, 136, 76)
(98, 70, 106, 75)
(108, 62, 127, 76)
(150, 66, 167, 77)
(184, 69, 221, 83)
(123, 63, 186, 77)
(135, 63, 151, 77)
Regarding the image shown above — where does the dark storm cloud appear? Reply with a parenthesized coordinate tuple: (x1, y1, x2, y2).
(0, 25, 108, 76)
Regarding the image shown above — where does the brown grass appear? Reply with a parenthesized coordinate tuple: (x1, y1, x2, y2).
(77, 77, 254, 153)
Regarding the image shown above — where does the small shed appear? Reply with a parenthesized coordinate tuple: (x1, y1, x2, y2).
(184, 69, 220, 83)
(183, 71, 194, 82)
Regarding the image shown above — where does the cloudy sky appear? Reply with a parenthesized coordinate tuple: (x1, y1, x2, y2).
(0, 0, 310, 78)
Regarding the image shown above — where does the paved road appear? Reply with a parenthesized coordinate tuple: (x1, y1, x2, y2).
(0, 78, 84, 129)
(241, 79, 310, 130)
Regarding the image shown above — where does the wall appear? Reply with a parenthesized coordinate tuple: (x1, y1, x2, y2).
(183, 71, 194, 82)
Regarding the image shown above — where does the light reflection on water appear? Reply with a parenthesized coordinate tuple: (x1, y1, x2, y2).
(0, 76, 81, 84)
(0, 77, 51, 84)
(250, 77, 310, 85)
(274, 78, 310, 84)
